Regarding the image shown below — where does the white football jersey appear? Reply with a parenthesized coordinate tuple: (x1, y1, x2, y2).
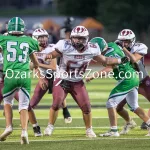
(130, 42, 148, 81)
(130, 43, 147, 55)
(53, 39, 101, 82)
(35, 44, 56, 75)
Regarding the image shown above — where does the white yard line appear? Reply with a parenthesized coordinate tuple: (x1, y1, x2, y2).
(1, 138, 150, 143)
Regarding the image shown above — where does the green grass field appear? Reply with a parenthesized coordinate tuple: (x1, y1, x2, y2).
(0, 76, 150, 150)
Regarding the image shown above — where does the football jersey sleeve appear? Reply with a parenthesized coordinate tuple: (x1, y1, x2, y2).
(29, 39, 39, 55)
(104, 48, 114, 57)
(0, 35, 5, 50)
(53, 40, 64, 54)
(43, 44, 55, 53)
(104, 52, 111, 57)
(132, 43, 148, 55)
(92, 43, 101, 56)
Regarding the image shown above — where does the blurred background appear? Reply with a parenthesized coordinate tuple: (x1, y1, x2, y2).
(0, 0, 150, 61)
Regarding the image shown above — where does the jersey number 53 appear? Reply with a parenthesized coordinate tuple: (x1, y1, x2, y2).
(7, 41, 29, 63)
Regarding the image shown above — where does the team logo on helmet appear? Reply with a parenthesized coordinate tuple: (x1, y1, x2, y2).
(121, 30, 133, 36)
(73, 26, 87, 33)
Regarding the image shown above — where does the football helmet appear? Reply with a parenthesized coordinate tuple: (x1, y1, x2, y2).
(7, 17, 25, 34)
(90, 37, 108, 52)
(32, 28, 49, 48)
(117, 29, 136, 48)
(70, 26, 89, 50)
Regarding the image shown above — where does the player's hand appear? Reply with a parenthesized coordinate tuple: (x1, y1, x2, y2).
(39, 79, 48, 90)
(121, 56, 130, 64)
(114, 40, 124, 48)
(30, 62, 35, 70)
(85, 76, 94, 83)
(45, 54, 52, 61)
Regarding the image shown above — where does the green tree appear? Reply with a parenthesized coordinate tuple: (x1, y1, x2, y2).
(57, 0, 150, 33)
(57, 0, 98, 16)
(96, 0, 150, 33)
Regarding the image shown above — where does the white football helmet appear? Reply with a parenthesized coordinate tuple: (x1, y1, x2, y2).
(32, 28, 49, 48)
(70, 26, 89, 50)
(117, 29, 136, 48)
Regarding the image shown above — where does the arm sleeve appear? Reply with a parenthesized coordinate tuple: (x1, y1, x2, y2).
(29, 39, 39, 55)
(93, 43, 101, 56)
(53, 40, 64, 54)
(134, 43, 148, 55)
(0, 35, 4, 50)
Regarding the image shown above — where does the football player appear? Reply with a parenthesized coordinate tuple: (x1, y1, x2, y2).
(28, 28, 72, 137)
(0, 17, 45, 144)
(43, 26, 128, 137)
(115, 29, 150, 133)
(87, 37, 150, 137)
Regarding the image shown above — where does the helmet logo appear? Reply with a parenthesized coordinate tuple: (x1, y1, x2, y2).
(36, 29, 44, 32)
(74, 27, 85, 33)
(121, 30, 132, 36)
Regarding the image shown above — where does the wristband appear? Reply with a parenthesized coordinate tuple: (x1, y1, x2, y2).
(118, 58, 121, 64)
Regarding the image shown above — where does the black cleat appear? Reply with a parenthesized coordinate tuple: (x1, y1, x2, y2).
(140, 122, 148, 130)
(33, 126, 43, 137)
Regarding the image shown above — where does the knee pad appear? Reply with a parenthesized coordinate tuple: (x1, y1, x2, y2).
(81, 104, 91, 114)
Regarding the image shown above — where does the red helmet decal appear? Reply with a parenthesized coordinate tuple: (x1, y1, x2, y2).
(77, 27, 81, 33)
(73, 27, 85, 33)
(121, 30, 132, 36)
(81, 27, 84, 33)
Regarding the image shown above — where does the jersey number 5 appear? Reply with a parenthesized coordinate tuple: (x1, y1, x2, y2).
(7, 41, 29, 62)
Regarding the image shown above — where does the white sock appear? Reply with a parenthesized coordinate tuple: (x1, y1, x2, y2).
(111, 126, 118, 131)
(21, 129, 27, 135)
(146, 119, 150, 125)
(86, 126, 92, 131)
(32, 123, 38, 127)
(48, 123, 54, 128)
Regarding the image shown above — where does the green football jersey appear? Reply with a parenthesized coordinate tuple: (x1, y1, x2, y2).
(105, 42, 136, 80)
(0, 35, 39, 73)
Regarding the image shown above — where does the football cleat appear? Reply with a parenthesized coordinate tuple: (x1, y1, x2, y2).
(0, 125, 13, 141)
(140, 122, 148, 130)
(99, 130, 120, 137)
(44, 124, 54, 136)
(64, 117, 72, 124)
(120, 119, 137, 135)
(33, 126, 43, 137)
(21, 130, 29, 144)
(86, 128, 96, 138)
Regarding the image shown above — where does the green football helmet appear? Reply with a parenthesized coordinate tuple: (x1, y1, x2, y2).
(7, 17, 25, 34)
(90, 37, 108, 52)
